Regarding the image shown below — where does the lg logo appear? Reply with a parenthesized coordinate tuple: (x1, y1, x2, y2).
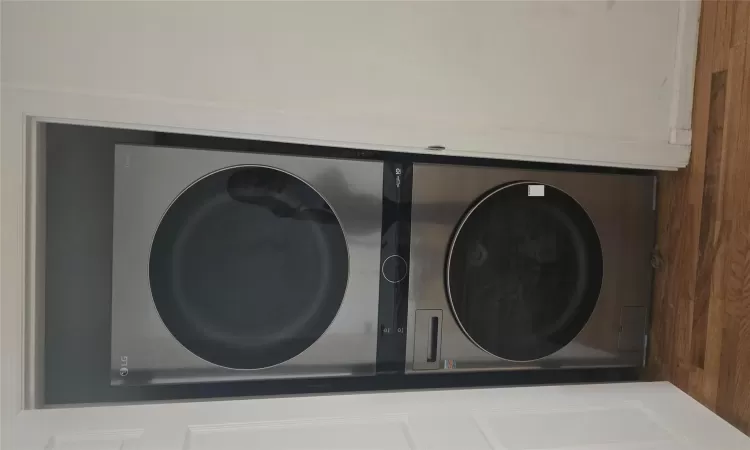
(119, 356, 129, 377)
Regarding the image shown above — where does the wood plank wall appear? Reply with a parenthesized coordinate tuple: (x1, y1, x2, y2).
(648, 0, 750, 434)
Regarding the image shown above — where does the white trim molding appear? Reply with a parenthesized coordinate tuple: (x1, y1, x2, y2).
(668, 0, 701, 147)
(3, 87, 690, 171)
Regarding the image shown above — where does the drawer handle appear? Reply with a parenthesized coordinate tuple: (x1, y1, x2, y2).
(427, 316, 439, 362)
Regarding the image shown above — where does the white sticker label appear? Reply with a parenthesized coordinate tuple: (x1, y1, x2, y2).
(528, 184, 545, 197)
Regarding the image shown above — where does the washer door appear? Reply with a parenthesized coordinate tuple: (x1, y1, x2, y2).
(149, 166, 348, 370)
(446, 182, 603, 362)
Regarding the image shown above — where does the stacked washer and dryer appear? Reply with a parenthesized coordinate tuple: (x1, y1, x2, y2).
(110, 145, 654, 386)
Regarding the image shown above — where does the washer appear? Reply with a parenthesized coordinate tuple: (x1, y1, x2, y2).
(110, 145, 383, 385)
(406, 163, 655, 373)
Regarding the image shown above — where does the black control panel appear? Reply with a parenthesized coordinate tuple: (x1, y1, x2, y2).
(376, 161, 412, 373)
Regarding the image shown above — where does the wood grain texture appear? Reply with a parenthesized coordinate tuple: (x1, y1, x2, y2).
(648, 0, 750, 434)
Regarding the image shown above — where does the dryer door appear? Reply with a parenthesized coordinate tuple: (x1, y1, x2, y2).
(149, 165, 348, 370)
(446, 182, 603, 362)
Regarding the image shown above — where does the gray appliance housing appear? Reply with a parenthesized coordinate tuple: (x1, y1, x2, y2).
(406, 164, 655, 373)
(111, 145, 383, 385)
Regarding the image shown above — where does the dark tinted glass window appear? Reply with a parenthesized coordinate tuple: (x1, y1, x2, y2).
(447, 182, 602, 361)
(149, 166, 348, 369)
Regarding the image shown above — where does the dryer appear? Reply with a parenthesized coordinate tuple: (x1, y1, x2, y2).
(110, 145, 384, 385)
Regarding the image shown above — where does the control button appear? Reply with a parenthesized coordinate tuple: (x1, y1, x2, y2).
(382, 255, 407, 283)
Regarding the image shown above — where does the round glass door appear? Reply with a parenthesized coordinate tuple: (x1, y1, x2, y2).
(149, 166, 348, 370)
(446, 182, 602, 362)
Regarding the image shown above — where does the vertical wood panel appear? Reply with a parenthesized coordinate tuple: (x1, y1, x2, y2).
(693, 70, 727, 369)
(649, 0, 750, 435)
(713, 1, 735, 71)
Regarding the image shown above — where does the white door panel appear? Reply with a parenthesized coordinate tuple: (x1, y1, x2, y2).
(1, 1, 697, 169)
(9, 383, 750, 449)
